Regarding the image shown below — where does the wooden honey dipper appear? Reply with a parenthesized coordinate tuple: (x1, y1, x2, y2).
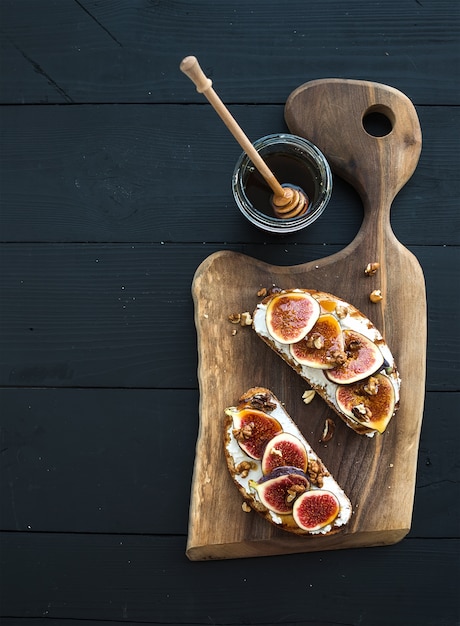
(180, 56, 309, 219)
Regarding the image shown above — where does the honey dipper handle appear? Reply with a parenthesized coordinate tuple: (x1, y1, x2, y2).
(180, 56, 213, 93)
(180, 56, 287, 200)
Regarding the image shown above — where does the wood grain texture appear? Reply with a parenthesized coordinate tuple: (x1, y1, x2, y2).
(0, 244, 455, 390)
(0, 388, 458, 536)
(0, 388, 198, 534)
(1, 533, 458, 625)
(186, 80, 427, 559)
(0, 105, 458, 245)
(0, 0, 458, 104)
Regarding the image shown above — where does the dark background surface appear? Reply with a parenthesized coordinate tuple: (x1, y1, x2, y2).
(0, 1, 459, 624)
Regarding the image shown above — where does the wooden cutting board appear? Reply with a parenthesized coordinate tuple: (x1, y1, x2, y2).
(186, 79, 426, 560)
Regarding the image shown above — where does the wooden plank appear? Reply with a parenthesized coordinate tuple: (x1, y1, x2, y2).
(0, 389, 457, 537)
(0, 243, 457, 390)
(0, 532, 458, 625)
(0, 242, 328, 388)
(412, 392, 460, 538)
(0, 242, 228, 388)
(0, 0, 458, 104)
(0, 104, 458, 246)
(0, 388, 198, 535)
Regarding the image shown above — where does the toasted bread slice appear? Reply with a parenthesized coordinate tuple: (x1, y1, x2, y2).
(252, 289, 400, 436)
(224, 387, 352, 536)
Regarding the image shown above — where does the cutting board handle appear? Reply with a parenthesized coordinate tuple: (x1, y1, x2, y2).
(285, 79, 422, 239)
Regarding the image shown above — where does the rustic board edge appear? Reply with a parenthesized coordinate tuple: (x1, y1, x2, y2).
(186, 528, 409, 561)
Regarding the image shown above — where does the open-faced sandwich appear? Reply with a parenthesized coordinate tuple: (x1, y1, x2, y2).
(224, 387, 352, 536)
(252, 289, 400, 436)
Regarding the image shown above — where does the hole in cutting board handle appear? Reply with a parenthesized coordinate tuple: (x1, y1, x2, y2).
(362, 104, 394, 137)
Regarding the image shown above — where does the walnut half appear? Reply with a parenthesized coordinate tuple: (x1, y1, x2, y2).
(235, 461, 254, 478)
(307, 458, 328, 488)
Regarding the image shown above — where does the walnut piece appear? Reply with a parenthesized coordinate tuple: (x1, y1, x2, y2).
(320, 418, 335, 443)
(229, 311, 253, 326)
(314, 335, 325, 350)
(232, 422, 254, 441)
(242, 391, 277, 412)
(329, 350, 348, 365)
(257, 287, 267, 297)
(369, 289, 383, 303)
(242, 502, 251, 513)
(365, 262, 380, 276)
(307, 458, 328, 488)
(352, 403, 372, 421)
(335, 305, 349, 319)
(305, 334, 324, 350)
(364, 376, 379, 396)
(235, 461, 254, 478)
(286, 483, 307, 503)
(240, 311, 253, 326)
(302, 390, 316, 404)
(228, 312, 241, 324)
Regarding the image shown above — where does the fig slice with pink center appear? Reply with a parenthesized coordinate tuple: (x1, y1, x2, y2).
(265, 291, 320, 344)
(292, 489, 340, 531)
(225, 407, 282, 460)
(261, 432, 308, 475)
(336, 373, 396, 434)
(325, 329, 384, 384)
(249, 472, 310, 515)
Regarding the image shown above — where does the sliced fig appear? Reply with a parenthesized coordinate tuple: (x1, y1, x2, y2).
(292, 489, 340, 531)
(336, 373, 396, 433)
(261, 432, 308, 475)
(265, 291, 320, 345)
(226, 408, 282, 459)
(290, 314, 345, 369)
(325, 329, 384, 384)
(250, 472, 310, 515)
(258, 465, 308, 483)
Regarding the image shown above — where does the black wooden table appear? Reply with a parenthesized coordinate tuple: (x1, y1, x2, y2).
(1, 2, 459, 624)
